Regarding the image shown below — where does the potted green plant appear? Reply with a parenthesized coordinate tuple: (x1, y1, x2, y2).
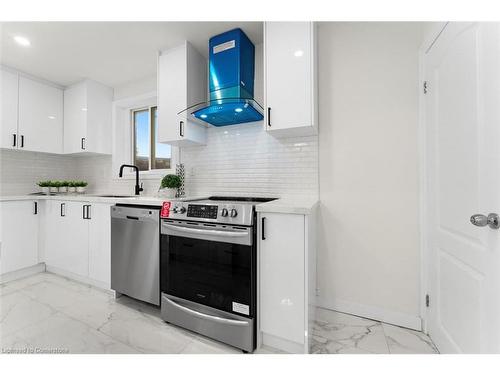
(37, 180, 51, 194)
(159, 174, 182, 198)
(68, 181, 77, 193)
(49, 181, 60, 193)
(59, 180, 70, 193)
(75, 181, 88, 194)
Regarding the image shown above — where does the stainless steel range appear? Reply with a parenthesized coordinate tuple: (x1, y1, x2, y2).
(160, 196, 276, 353)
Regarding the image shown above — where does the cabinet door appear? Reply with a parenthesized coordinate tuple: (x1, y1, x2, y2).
(264, 22, 315, 134)
(0, 200, 39, 275)
(45, 200, 89, 277)
(158, 42, 206, 146)
(88, 203, 112, 286)
(63, 82, 87, 154)
(86, 80, 113, 155)
(18, 76, 63, 153)
(259, 212, 305, 345)
(0, 69, 19, 149)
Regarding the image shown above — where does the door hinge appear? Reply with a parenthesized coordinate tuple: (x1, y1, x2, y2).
(423, 81, 428, 94)
(425, 294, 430, 307)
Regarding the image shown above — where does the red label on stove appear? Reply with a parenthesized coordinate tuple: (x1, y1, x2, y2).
(160, 201, 171, 218)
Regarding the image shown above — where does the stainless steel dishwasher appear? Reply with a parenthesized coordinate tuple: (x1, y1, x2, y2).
(111, 204, 160, 305)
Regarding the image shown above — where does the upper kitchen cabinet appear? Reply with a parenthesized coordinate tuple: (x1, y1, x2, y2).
(18, 76, 64, 153)
(0, 68, 19, 149)
(264, 22, 318, 137)
(158, 41, 207, 147)
(64, 80, 113, 154)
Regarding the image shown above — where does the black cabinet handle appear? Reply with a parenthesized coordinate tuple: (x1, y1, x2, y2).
(60, 203, 66, 217)
(179, 121, 184, 137)
(261, 217, 266, 240)
(12, 134, 16, 147)
(86, 205, 91, 220)
(82, 204, 91, 219)
(81, 138, 86, 150)
(126, 215, 139, 220)
(267, 107, 271, 127)
(33, 202, 38, 215)
(20, 135, 24, 148)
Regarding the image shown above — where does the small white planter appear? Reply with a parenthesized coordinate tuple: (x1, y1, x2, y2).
(68, 187, 76, 193)
(49, 187, 58, 193)
(59, 186, 68, 193)
(40, 186, 49, 194)
(159, 188, 177, 199)
(76, 187, 86, 194)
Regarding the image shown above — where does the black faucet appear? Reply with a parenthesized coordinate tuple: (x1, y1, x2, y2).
(119, 164, 144, 195)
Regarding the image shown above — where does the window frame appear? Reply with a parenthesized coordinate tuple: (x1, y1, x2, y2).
(130, 105, 173, 175)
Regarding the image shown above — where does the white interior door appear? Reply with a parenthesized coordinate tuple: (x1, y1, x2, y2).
(425, 22, 500, 353)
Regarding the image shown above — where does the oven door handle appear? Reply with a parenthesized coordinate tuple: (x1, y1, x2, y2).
(163, 296, 249, 327)
(162, 223, 249, 237)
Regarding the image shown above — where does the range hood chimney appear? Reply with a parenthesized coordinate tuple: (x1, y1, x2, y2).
(186, 28, 263, 127)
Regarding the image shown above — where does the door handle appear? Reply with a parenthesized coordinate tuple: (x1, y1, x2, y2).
(81, 137, 86, 150)
(61, 203, 66, 217)
(20, 135, 24, 148)
(261, 217, 266, 240)
(33, 201, 38, 215)
(470, 213, 500, 229)
(267, 107, 271, 127)
(179, 121, 184, 137)
(12, 134, 16, 147)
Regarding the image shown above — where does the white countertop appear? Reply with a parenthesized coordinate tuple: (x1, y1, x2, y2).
(0, 194, 319, 214)
(255, 196, 319, 215)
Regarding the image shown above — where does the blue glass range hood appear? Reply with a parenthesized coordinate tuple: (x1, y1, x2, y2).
(190, 28, 263, 127)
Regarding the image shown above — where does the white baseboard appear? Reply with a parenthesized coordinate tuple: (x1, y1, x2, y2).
(45, 265, 112, 295)
(317, 296, 422, 331)
(0, 263, 46, 284)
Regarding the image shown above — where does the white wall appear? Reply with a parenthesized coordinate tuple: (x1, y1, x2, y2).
(317, 22, 425, 329)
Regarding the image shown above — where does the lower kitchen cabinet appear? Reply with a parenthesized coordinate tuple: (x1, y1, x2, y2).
(0, 200, 40, 275)
(258, 210, 317, 354)
(45, 200, 89, 277)
(44, 200, 112, 288)
(88, 203, 112, 287)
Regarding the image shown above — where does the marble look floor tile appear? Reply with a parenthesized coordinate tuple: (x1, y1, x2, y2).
(254, 345, 287, 354)
(0, 291, 57, 337)
(180, 335, 241, 354)
(1, 333, 30, 353)
(98, 305, 194, 353)
(382, 323, 438, 354)
(0, 273, 47, 296)
(12, 312, 140, 354)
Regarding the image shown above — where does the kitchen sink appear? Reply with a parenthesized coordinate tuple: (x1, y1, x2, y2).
(93, 195, 137, 198)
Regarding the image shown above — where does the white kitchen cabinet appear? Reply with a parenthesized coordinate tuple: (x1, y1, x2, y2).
(18, 76, 64, 153)
(45, 200, 89, 277)
(158, 41, 207, 146)
(258, 210, 316, 353)
(64, 80, 113, 154)
(264, 22, 318, 137)
(0, 200, 39, 275)
(0, 68, 19, 150)
(88, 203, 112, 287)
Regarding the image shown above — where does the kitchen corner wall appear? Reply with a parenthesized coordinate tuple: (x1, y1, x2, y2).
(317, 22, 425, 329)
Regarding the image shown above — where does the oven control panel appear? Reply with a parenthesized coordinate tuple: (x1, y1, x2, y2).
(166, 201, 252, 226)
(187, 204, 218, 219)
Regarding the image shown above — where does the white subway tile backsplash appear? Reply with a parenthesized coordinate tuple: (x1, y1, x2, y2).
(1, 122, 318, 198)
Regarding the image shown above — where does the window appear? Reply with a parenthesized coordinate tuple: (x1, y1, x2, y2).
(132, 106, 171, 171)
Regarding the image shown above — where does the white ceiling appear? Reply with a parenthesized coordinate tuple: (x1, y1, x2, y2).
(0, 22, 263, 88)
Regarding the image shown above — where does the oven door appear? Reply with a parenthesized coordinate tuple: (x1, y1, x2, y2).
(160, 220, 255, 318)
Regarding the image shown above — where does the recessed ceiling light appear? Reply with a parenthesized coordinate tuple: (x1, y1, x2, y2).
(13, 35, 31, 47)
(48, 115, 56, 120)
(294, 50, 304, 57)
(81, 107, 88, 112)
